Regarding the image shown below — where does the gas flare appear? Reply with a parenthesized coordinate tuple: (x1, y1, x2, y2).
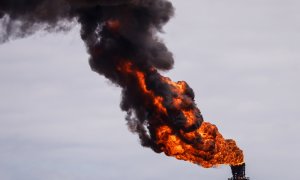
(0, 0, 244, 168)
(117, 60, 243, 167)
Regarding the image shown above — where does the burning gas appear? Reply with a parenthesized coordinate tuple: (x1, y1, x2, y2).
(117, 60, 243, 167)
(0, 0, 244, 168)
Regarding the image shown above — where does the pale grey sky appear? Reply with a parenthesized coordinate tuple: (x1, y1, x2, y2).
(0, 0, 299, 179)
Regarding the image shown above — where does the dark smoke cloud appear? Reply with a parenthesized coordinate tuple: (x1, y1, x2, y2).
(0, 0, 203, 153)
(0, 0, 72, 41)
(0, 0, 174, 69)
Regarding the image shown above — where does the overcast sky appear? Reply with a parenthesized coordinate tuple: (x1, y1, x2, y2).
(0, 0, 299, 180)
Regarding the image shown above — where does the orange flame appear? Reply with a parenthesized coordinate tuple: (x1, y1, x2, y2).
(117, 61, 244, 168)
(106, 19, 121, 32)
(156, 123, 244, 168)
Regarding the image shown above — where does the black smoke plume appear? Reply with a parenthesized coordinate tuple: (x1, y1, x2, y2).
(0, 0, 205, 157)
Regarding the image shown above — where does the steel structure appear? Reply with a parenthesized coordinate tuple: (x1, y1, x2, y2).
(228, 163, 250, 180)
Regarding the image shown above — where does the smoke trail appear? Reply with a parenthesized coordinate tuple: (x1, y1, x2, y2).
(0, 0, 243, 168)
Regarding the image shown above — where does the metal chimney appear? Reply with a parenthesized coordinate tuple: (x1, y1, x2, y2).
(228, 163, 250, 180)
